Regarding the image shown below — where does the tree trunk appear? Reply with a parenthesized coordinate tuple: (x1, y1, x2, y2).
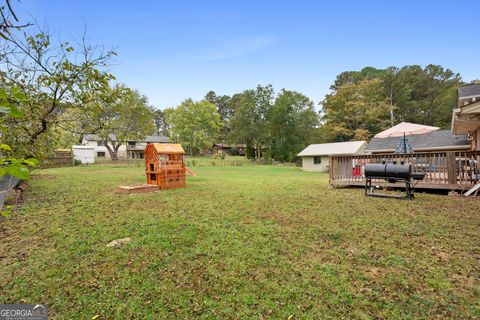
(114, 143, 123, 160)
(104, 142, 118, 160)
(256, 144, 261, 159)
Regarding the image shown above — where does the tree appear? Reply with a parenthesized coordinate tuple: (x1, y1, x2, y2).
(0, 26, 115, 159)
(269, 90, 319, 162)
(88, 85, 155, 160)
(418, 64, 461, 126)
(324, 64, 464, 136)
(229, 85, 274, 159)
(153, 109, 167, 135)
(204, 91, 233, 142)
(167, 99, 222, 155)
(0, 0, 32, 35)
(321, 79, 391, 141)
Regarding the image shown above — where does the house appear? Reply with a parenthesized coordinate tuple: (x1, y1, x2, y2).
(80, 134, 171, 159)
(452, 84, 480, 150)
(203, 143, 246, 156)
(329, 94, 480, 191)
(297, 141, 367, 172)
(126, 135, 172, 159)
(365, 123, 470, 154)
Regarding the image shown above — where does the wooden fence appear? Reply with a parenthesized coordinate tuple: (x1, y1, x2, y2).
(329, 151, 480, 190)
(39, 150, 74, 169)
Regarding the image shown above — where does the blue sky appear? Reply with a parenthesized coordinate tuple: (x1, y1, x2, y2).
(16, 0, 480, 109)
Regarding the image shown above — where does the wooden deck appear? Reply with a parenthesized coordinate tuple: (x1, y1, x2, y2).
(329, 151, 480, 191)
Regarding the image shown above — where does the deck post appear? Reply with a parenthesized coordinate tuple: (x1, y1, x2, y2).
(446, 151, 456, 186)
(329, 157, 334, 184)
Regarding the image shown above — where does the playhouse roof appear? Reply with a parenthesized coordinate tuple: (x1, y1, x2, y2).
(149, 143, 185, 154)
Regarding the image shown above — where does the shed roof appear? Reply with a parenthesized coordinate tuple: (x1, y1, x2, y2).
(297, 141, 367, 157)
(365, 130, 470, 152)
(149, 143, 185, 154)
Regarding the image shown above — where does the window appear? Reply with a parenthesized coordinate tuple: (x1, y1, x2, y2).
(97, 151, 106, 157)
(313, 156, 322, 164)
(97, 140, 105, 146)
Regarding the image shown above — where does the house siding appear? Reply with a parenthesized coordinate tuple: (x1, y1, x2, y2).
(83, 140, 127, 159)
(301, 156, 330, 172)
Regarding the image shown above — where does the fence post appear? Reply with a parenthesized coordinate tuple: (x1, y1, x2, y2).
(447, 151, 456, 185)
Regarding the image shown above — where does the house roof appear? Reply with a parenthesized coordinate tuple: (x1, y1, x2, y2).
(149, 143, 185, 154)
(84, 134, 171, 143)
(297, 141, 367, 157)
(458, 84, 480, 100)
(366, 130, 470, 152)
(374, 122, 439, 138)
(146, 135, 171, 143)
(84, 134, 117, 141)
(212, 143, 246, 148)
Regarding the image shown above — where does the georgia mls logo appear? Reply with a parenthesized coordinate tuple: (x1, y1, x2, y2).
(32, 305, 47, 318)
(0, 304, 48, 320)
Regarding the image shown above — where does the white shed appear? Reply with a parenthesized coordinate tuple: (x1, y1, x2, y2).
(72, 145, 95, 164)
(297, 141, 367, 172)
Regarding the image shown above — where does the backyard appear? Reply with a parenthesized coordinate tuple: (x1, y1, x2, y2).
(0, 164, 479, 319)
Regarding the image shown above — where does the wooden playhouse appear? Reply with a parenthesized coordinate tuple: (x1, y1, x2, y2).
(145, 143, 186, 189)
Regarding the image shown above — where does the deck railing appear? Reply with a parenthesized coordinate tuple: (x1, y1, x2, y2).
(329, 151, 480, 190)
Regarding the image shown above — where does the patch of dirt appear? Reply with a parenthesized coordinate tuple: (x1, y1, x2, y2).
(434, 251, 451, 261)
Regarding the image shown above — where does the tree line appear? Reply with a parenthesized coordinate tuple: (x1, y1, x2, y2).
(154, 86, 319, 162)
(153, 64, 475, 162)
(321, 65, 470, 142)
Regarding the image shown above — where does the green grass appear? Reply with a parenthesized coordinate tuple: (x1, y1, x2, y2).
(1, 164, 479, 319)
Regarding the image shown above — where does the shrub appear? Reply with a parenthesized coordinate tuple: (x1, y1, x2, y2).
(74, 159, 82, 166)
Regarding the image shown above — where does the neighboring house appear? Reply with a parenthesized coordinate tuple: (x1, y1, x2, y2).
(126, 135, 172, 159)
(297, 141, 367, 172)
(79, 134, 171, 159)
(81, 134, 127, 159)
(452, 84, 480, 150)
(203, 143, 246, 156)
(365, 129, 470, 154)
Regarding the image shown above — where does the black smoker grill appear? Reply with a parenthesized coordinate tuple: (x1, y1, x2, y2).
(364, 163, 424, 199)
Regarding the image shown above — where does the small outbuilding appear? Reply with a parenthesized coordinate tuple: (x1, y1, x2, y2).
(297, 141, 367, 172)
(72, 145, 95, 164)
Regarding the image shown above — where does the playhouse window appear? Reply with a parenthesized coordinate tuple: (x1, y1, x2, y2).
(149, 163, 154, 171)
(314, 156, 322, 164)
(150, 173, 156, 181)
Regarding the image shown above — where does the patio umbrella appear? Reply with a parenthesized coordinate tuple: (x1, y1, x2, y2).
(374, 122, 439, 138)
(394, 133, 414, 154)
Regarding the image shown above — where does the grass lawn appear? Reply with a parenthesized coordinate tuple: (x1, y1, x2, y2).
(1, 164, 479, 319)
